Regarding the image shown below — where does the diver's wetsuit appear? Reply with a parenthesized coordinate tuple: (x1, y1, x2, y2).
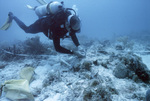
(13, 9, 80, 54)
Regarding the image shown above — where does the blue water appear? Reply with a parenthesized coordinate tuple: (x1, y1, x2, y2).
(0, 0, 150, 42)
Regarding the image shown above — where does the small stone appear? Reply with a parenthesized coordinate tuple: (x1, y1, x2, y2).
(81, 60, 92, 71)
(90, 79, 99, 87)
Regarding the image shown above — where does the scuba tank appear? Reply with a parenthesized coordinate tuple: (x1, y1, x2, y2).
(35, 4, 47, 17)
(34, 1, 64, 18)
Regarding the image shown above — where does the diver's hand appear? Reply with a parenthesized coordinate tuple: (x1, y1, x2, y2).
(73, 51, 85, 58)
(73, 45, 86, 58)
(78, 45, 85, 52)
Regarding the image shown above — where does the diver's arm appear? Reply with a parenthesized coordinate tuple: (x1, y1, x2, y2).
(53, 37, 73, 54)
(70, 32, 80, 47)
(69, 32, 86, 58)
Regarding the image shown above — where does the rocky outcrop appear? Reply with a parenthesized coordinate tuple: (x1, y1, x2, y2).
(113, 53, 150, 83)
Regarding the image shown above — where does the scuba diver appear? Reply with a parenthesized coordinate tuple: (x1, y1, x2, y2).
(1, 1, 85, 57)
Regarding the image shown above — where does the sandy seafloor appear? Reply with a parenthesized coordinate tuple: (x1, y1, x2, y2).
(0, 36, 150, 101)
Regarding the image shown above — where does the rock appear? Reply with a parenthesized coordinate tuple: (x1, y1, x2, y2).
(146, 89, 150, 101)
(32, 87, 42, 97)
(90, 79, 100, 87)
(81, 72, 93, 79)
(101, 61, 109, 69)
(108, 86, 119, 95)
(42, 71, 61, 87)
(23, 36, 48, 55)
(0, 64, 7, 69)
(115, 44, 125, 50)
(83, 79, 112, 101)
(83, 88, 95, 101)
(132, 75, 139, 82)
(102, 40, 111, 47)
(81, 60, 92, 71)
(72, 63, 81, 72)
(113, 63, 129, 78)
(118, 53, 150, 83)
(93, 60, 99, 66)
(135, 68, 149, 83)
(94, 85, 112, 101)
(98, 50, 108, 54)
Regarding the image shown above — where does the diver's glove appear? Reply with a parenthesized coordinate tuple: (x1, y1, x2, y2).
(78, 45, 85, 52)
(73, 45, 86, 58)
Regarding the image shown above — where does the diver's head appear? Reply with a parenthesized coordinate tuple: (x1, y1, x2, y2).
(67, 15, 81, 31)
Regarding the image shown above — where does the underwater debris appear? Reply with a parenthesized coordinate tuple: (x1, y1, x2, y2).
(93, 60, 99, 66)
(23, 36, 49, 55)
(0, 64, 7, 69)
(72, 62, 81, 72)
(42, 70, 61, 87)
(0, 36, 150, 101)
(83, 82, 112, 101)
(115, 44, 125, 50)
(0, 67, 35, 101)
(116, 36, 134, 50)
(0, 36, 53, 61)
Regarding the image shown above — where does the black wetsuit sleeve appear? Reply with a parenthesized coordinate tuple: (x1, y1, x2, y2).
(70, 32, 80, 47)
(53, 37, 73, 54)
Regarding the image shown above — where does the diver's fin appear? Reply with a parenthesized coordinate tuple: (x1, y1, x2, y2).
(36, 0, 47, 5)
(26, 5, 35, 10)
(0, 16, 12, 30)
